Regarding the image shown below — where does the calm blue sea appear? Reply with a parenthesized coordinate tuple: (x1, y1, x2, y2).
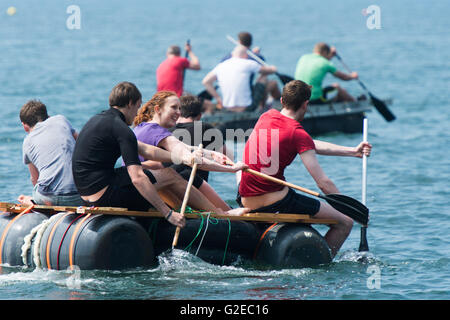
(0, 0, 449, 301)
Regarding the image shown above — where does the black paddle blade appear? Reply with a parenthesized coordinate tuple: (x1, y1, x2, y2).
(369, 93, 396, 122)
(276, 73, 294, 85)
(321, 193, 369, 225)
(358, 227, 369, 252)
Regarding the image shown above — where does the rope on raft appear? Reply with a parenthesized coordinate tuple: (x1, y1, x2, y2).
(184, 207, 231, 265)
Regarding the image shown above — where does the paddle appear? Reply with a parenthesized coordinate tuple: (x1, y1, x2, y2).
(334, 53, 395, 122)
(359, 118, 370, 251)
(182, 39, 190, 83)
(172, 144, 203, 248)
(242, 168, 369, 225)
(226, 35, 294, 85)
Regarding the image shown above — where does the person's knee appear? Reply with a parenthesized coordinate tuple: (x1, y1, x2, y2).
(324, 206, 353, 235)
(339, 215, 354, 234)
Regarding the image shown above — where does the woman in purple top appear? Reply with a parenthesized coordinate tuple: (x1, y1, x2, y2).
(133, 91, 247, 213)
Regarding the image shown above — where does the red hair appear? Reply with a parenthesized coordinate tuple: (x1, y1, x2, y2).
(133, 91, 177, 126)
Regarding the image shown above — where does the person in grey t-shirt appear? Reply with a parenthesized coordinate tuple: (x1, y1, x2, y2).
(17, 100, 83, 206)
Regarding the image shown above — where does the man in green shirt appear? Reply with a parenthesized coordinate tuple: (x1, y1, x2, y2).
(295, 42, 359, 104)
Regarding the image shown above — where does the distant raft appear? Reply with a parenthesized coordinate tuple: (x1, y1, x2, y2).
(202, 98, 392, 137)
(0, 208, 333, 270)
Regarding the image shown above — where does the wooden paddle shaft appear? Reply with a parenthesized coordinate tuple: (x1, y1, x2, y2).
(244, 168, 321, 197)
(224, 158, 321, 197)
(172, 144, 203, 248)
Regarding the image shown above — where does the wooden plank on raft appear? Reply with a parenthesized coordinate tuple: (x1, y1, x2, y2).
(0, 202, 337, 225)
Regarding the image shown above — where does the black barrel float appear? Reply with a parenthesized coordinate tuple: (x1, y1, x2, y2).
(0, 209, 48, 266)
(2, 208, 333, 270)
(149, 217, 332, 268)
(0, 211, 157, 270)
(32, 212, 156, 270)
(254, 223, 332, 268)
(150, 217, 260, 265)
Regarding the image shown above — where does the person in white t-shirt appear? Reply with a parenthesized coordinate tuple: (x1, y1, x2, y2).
(202, 45, 279, 112)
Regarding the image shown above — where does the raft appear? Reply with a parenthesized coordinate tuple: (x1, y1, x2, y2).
(0, 203, 336, 270)
(202, 98, 393, 137)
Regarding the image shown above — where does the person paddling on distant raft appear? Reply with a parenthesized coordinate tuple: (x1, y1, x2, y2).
(130, 91, 248, 213)
(157, 43, 215, 115)
(220, 31, 265, 63)
(17, 100, 83, 206)
(202, 45, 280, 113)
(156, 43, 200, 97)
(237, 80, 372, 258)
(294, 42, 362, 104)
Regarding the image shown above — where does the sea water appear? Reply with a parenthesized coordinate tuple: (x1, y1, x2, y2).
(0, 0, 449, 300)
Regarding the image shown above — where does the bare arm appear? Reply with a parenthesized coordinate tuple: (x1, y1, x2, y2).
(137, 141, 194, 166)
(189, 145, 231, 164)
(259, 65, 277, 75)
(332, 70, 358, 81)
(202, 71, 222, 104)
(185, 43, 200, 70)
(141, 160, 165, 170)
(161, 136, 245, 173)
(126, 164, 185, 227)
(218, 143, 234, 162)
(198, 158, 247, 173)
(28, 163, 39, 186)
(313, 140, 372, 158)
(187, 51, 200, 70)
(300, 149, 339, 195)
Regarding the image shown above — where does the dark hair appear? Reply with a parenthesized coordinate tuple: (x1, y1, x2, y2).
(238, 31, 252, 47)
(281, 80, 312, 111)
(179, 95, 202, 118)
(19, 100, 49, 127)
(167, 45, 181, 56)
(109, 81, 142, 108)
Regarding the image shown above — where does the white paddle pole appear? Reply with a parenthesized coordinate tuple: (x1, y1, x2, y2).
(362, 118, 368, 205)
(359, 118, 369, 251)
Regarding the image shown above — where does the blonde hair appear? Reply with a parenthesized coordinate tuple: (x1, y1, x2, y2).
(133, 91, 177, 126)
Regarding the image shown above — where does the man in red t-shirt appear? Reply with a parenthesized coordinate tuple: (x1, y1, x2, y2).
(156, 43, 200, 97)
(238, 80, 372, 258)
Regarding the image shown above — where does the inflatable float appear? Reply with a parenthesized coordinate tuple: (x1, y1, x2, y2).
(0, 203, 335, 270)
